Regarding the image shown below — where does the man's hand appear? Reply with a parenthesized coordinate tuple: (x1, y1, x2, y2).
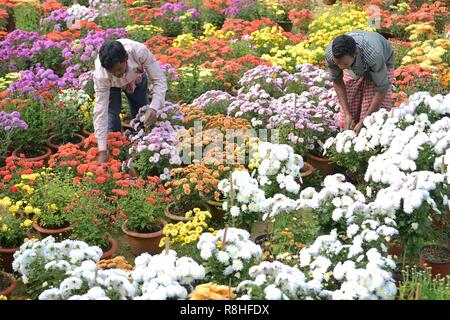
(98, 150, 109, 164)
(354, 121, 364, 135)
(143, 108, 157, 128)
(344, 112, 354, 130)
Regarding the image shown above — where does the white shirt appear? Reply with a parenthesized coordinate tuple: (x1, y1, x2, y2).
(93, 38, 167, 151)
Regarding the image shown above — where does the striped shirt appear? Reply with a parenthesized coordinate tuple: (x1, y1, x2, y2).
(326, 30, 394, 92)
(93, 39, 167, 151)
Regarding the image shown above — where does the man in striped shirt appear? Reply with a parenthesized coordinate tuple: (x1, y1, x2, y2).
(93, 39, 167, 163)
(325, 30, 395, 133)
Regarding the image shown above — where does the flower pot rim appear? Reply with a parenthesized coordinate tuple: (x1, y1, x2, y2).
(100, 237, 117, 260)
(122, 220, 167, 239)
(12, 145, 52, 161)
(300, 161, 315, 177)
(32, 220, 73, 235)
(305, 152, 335, 163)
(0, 246, 20, 253)
(164, 202, 194, 222)
(48, 133, 84, 150)
(0, 272, 17, 298)
(420, 244, 450, 265)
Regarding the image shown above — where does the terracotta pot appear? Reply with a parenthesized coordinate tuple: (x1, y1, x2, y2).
(122, 221, 167, 256)
(0, 272, 17, 299)
(100, 237, 117, 260)
(0, 247, 19, 273)
(47, 133, 84, 152)
(32, 220, 72, 240)
(305, 152, 337, 176)
(419, 245, 450, 278)
(12, 146, 52, 163)
(164, 203, 194, 223)
(322, 0, 337, 4)
(300, 161, 315, 178)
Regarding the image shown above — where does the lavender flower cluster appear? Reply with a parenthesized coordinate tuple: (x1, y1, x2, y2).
(159, 2, 201, 22)
(39, 8, 74, 32)
(125, 102, 185, 179)
(8, 64, 68, 96)
(221, 0, 257, 16)
(0, 30, 42, 68)
(227, 84, 275, 127)
(0, 111, 28, 132)
(238, 65, 301, 96)
(192, 90, 236, 110)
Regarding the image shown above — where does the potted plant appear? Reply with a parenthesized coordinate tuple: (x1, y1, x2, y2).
(419, 244, 450, 278)
(270, 93, 339, 176)
(398, 266, 450, 300)
(164, 163, 230, 222)
(117, 184, 168, 256)
(0, 196, 35, 272)
(47, 97, 84, 152)
(197, 227, 262, 287)
(0, 111, 28, 167)
(66, 190, 118, 259)
(29, 170, 76, 239)
(125, 103, 183, 179)
(0, 271, 16, 299)
(8, 99, 53, 161)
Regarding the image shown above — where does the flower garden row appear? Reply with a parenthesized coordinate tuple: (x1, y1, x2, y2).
(0, 0, 449, 300)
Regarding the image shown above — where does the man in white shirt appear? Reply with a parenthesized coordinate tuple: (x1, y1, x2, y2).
(93, 39, 167, 163)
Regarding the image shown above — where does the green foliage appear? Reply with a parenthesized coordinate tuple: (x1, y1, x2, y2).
(398, 266, 450, 300)
(117, 186, 166, 233)
(6, 99, 52, 156)
(66, 191, 117, 249)
(270, 209, 321, 258)
(29, 171, 76, 229)
(13, 2, 41, 32)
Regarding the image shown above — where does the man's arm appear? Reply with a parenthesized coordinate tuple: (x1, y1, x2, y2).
(93, 78, 111, 162)
(137, 45, 167, 127)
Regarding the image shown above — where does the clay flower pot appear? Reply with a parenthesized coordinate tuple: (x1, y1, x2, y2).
(305, 152, 337, 176)
(419, 245, 450, 278)
(323, 0, 337, 5)
(0, 272, 17, 299)
(100, 237, 117, 260)
(300, 161, 315, 178)
(32, 220, 72, 240)
(122, 221, 167, 256)
(164, 202, 194, 223)
(12, 146, 52, 163)
(47, 133, 85, 152)
(0, 247, 20, 273)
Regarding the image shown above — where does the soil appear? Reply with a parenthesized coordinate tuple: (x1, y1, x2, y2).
(0, 273, 12, 292)
(49, 135, 82, 146)
(39, 221, 70, 230)
(421, 245, 450, 264)
(17, 146, 48, 158)
(131, 224, 162, 234)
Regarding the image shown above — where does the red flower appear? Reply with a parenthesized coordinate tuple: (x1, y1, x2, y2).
(8, 185, 18, 193)
(112, 189, 128, 196)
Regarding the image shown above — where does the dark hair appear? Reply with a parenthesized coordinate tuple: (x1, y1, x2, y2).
(332, 35, 356, 59)
(99, 41, 127, 70)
